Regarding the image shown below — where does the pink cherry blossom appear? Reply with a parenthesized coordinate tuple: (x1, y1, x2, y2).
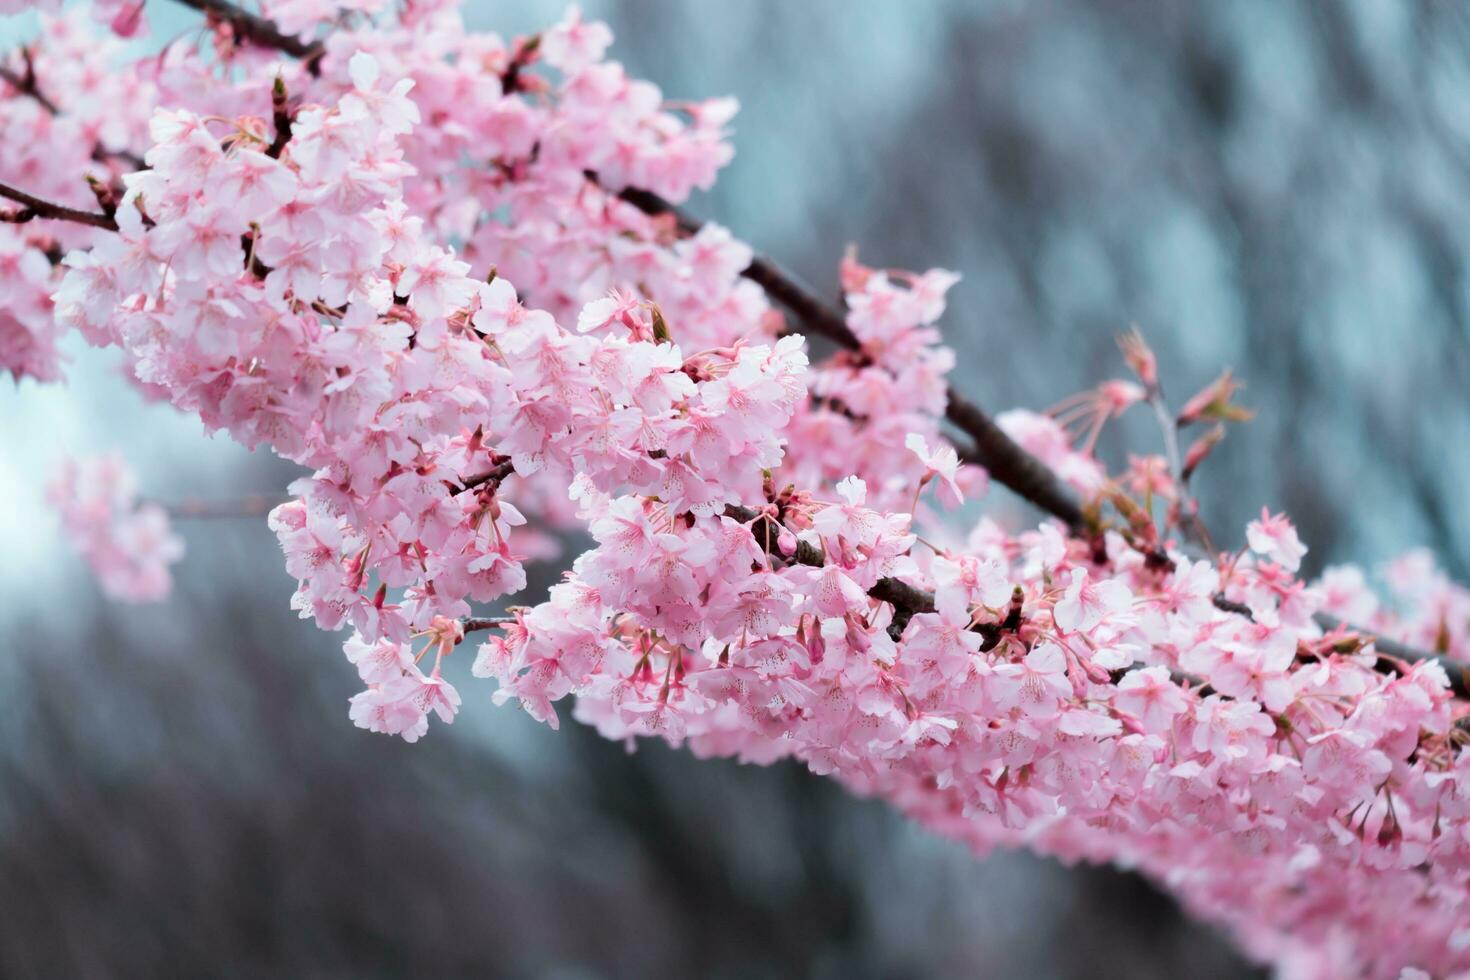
(48, 455, 184, 603)
(10, 9, 1470, 976)
(1247, 507, 1308, 572)
(905, 432, 965, 509)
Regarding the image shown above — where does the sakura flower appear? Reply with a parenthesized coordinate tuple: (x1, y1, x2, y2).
(215, 149, 299, 216)
(540, 5, 614, 73)
(811, 476, 880, 542)
(398, 247, 475, 320)
(48, 455, 184, 603)
(1247, 507, 1308, 572)
(340, 51, 421, 136)
(1115, 666, 1188, 733)
(1053, 568, 1131, 634)
(905, 432, 964, 509)
(990, 642, 1072, 718)
(350, 665, 462, 743)
(1210, 635, 1297, 711)
(344, 634, 414, 685)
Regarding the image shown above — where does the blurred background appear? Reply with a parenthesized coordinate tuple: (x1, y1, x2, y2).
(4, 0, 1470, 976)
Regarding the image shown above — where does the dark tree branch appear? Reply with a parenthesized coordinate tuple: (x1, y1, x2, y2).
(500, 35, 540, 95)
(1212, 593, 1467, 698)
(453, 460, 516, 495)
(725, 504, 934, 637)
(1314, 611, 1469, 698)
(0, 54, 61, 115)
(5, 41, 146, 169)
(610, 181, 1086, 530)
(0, 181, 119, 230)
(265, 75, 294, 159)
(171, 0, 325, 72)
(164, 495, 291, 519)
(463, 616, 514, 635)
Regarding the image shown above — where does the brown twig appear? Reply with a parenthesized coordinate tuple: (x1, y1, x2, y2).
(500, 35, 540, 94)
(171, 0, 325, 73)
(1211, 593, 1466, 698)
(463, 616, 515, 634)
(1314, 611, 1469, 699)
(265, 75, 293, 159)
(724, 503, 928, 636)
(454, 460, 516, 495)
(164, 495, 290, 519)
(0, 181, 118, 230)
(0, 54, 61, 115)
(609, 181, 1086, 530)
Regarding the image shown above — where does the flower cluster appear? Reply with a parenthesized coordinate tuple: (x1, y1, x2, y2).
(778, 255, 985, 516)
(482, 491, 1470, 978)
(10, 4, 1470, 976)
(0, 12, 154, 383)
(47, 454, 183, 602)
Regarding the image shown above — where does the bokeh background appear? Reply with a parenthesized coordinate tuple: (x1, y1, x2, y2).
(4, 0, 1469, 976)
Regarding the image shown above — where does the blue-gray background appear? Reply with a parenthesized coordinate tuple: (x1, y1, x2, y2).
(4, 1, 1467, 976)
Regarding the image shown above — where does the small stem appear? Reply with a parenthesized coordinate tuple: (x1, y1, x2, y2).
(463, 616, 513, 635)
(454, 459, 515, 495)
(605, 175, 1086, 530)
(171, 0, 325, 72)
(0, 58, 61, 115)
(266, 75, 293, 159)
(163, 495, 290, 519)
(0, 180, 119, 230)
(1144, 374, 1211, 550)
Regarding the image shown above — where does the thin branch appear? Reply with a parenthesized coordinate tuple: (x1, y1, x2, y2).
(1314, 611, 1470, 699)
(724, 503, 931, 637)
(1212, 593, 1467, 698)
(609, 180, 1086, 530)
(500, 35, 541, 95)
(265, 75, 293, 159)
(1210, 594, 1253, 619)
(0, 57, 60, 115)
(171, 0, 325, 72)
(1144, 377, 1213, 549)
(0, 181, 118, 230)
(164, 495, 290, 519)
(464, 616, 514, 635)
(453, 460, 516, 495)
(5, 43, 146, 169)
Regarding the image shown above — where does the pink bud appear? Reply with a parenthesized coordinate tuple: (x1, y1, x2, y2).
(109, 1, 146, 38)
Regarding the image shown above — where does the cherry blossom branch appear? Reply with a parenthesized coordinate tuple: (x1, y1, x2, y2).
(610, 182, 1087, 531)
(1211, 592, 1468, 697)
(164, 495, 291, 519)
(454, 459, 515, 495)
(149, 0, 1082, 532)
(3, 42, 146, 170)
(171, 0, 325, 71)
(1142, 375, 1216, 550)
(726, 502, 1465, 696)
(0, 180, 119, 229)
(266, 76, 293, 159)
(463, 616, 514, 634)
(0, 49, 60, 115)
(1314, 611, 1470, 698)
